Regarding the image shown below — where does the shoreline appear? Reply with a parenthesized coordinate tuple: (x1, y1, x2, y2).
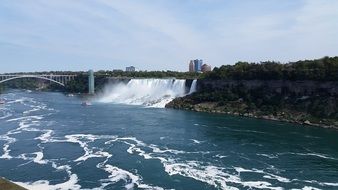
(0, 178, 27, 190)
(166, 102, 338, 130)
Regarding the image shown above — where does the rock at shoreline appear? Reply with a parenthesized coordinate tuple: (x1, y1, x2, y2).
(0, 178, 27, 190)
(166, 95, 338, 129)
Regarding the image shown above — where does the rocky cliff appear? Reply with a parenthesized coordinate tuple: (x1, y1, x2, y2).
(167, 79, 338, 129)
(197, 80, 338, 96)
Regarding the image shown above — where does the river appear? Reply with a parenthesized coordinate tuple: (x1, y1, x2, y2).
(0, 90, 338, 190)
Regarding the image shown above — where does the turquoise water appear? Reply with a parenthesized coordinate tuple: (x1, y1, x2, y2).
(0, 91, 338, 190)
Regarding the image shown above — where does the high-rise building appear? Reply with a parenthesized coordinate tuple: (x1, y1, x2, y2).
(201, 64, 212, 73)
(189, 59, 203, 72)
(126, 66, 136, 72)
(189, 60, 194, 72)
(194, 59, 202, 72)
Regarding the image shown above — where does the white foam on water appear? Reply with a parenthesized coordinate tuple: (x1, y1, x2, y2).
(241, 181, 283, 190)
(278, 152, 337, 161)
(32, 152, 48, 164)
(14, 149, 82, 190)
(1, 93, 336, 190)
(322, 182, 338, 186)
(0, 95, 56, 165)
(16, 151, 49, 165)
(13, 146, 81, 190)
(101, 164, 164, 190)
(6, 98, 27, 104)
(4, 128, 337, 190)
(114, 136, 291, 190)
(300, 153, 337, 160)
(96, 79, 187, 108)
(23, 107, 42, 115)
(6, 115, 44, 122)
(0, 135, 16, 159)
(111, 136, 281, 190)
(304, 135, 321, 139)
(234, 167, 291, 183)
(257, 153, 279, 159)
(299, 186, 322, 190)
(298, 179, 338, 187)
(35, 130, 54, 142)
(75, 150, 112, 162)
(42, 134, 115, 162)
(65, 135, 113, 162)
(149, 144, 186, 155)
(14, 174, 81, 190)
(190, 139, 205, 144)
(44, 135, 167, 189)
(0, 112, 12, 120)
(165, 162, 239, 190)
(15, 120, 41, 132)
(0, 119, 43, 160)
(214, 154, 228, 159)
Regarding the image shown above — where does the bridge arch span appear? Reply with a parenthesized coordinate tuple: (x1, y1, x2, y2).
(0, 75, 65, 86)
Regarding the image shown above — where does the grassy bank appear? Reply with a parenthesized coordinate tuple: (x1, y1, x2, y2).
(0, 178, 27, 190)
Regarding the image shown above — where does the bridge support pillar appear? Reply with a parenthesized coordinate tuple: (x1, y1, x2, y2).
(88, 70, 95, 94)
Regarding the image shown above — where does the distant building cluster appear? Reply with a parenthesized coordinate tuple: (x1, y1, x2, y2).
(189, 59, 211, 73)
(126, 66, 136, 72)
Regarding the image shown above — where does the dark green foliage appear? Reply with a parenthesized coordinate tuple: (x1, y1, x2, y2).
(95, 70, 200, 79)
(189, 87, 337, 119)
(0, 78, 51, 92)
(202, 56, 338, 81)
(0, 70, 199, 94)
(64, 74, 88, 93)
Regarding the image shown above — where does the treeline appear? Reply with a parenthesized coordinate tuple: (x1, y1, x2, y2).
(3, 70, 200, 80)
(0, 78, 51, 92)
(0, 70, 200, 94)
(2, 71, 83, 75)
(95, 70, 200, 79)
(202, 56, 338, 81)
(59, 70, 199, 93)
(168, 56, 338, 128)
(60, 74, 107, 93)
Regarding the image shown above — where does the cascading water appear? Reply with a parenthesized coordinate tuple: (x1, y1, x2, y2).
(96, 79, 187, 108)
(189, 79, 197, 94)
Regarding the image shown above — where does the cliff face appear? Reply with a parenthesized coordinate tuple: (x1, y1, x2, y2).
(197, 80, 338, 96)
(167, 79, 338, 129)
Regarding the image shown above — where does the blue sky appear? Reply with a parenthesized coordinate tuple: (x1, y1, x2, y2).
(0, 0, 338, 72)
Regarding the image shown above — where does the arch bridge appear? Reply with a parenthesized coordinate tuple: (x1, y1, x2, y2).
(0, 74, 77, 86)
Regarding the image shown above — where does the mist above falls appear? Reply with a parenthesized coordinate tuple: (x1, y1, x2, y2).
(96, 79, 196, 108)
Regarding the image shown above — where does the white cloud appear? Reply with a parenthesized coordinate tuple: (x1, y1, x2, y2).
(0, 0, 337, 72)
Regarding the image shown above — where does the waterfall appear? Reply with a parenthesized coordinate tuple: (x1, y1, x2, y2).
(97, 79, 187, 108)
(189, 79, 197, 94)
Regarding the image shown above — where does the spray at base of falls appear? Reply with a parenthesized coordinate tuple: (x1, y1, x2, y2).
(96, 79, 197, 108)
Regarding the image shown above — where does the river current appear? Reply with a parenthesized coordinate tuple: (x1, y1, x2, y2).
(0, 90, 338, 190)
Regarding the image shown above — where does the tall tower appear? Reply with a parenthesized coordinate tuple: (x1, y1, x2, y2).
(189, 60, 194, 72)
(194, 59, 202, 72)
(88, 70, 95, 94)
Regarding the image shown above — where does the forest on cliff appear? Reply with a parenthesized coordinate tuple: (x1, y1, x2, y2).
(167, 57, 338, 128)
(202, 56, 338, 81)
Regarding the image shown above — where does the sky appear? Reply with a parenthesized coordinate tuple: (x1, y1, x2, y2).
(0, 0, 338, 72)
